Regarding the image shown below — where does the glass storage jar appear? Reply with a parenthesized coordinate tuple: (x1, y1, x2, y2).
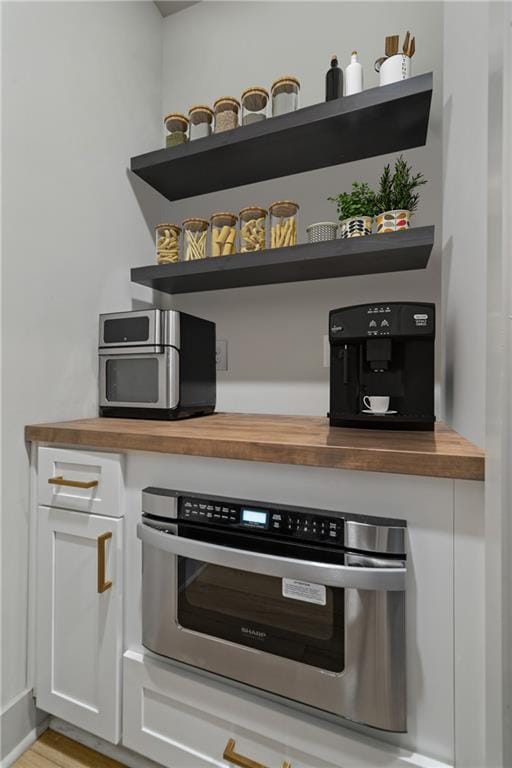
(156, 223, 181, 264)
(239, 206, 267, 252)
(241, 87, 269, 126)
(182, 218, 208, 261)
(213, 97, 240, 133)
(271, 76, 300, 117)
(164, 113, 189, 148)
(188, 105, 213, 140)
(210, 212, 238, 257)
(269, 200, 299, 248)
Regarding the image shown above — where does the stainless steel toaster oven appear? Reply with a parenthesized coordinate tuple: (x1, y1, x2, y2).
(98, 310, 215, 420)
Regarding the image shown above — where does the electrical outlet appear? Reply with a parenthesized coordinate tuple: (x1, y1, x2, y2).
(216, 340, 228, 371)
(323, 335, 330, 368)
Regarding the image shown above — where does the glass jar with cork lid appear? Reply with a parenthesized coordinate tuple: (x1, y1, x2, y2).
(164, 113, 189, 148)
(269, 201, 299, 248)
(188, 105, 214, 140)
(213, 97, 240, 133)
(271, 76, 300, 117)
(182, 218, 208, 261)
(156, 223, 181, 263)
(210, 213, 238, 257)
(241, 87, 269, 126)
(239, 206, 267, 252)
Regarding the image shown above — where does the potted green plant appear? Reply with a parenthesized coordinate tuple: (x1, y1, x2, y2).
(375, 155, 427, 233)
(328, 182, 377, 238)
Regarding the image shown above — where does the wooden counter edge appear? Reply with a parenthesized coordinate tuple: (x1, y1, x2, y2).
(25, 423, 485, 482)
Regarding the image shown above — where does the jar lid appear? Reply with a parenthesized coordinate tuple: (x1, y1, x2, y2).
(269, 200, 300, 216)
(271, 75, 301, 93)
(210, 212, 238, 225)
(164, 112, 189, 132)
(156, 223, 182, 233)
(239, 206, 268, 217)
(182, 217, 209, 228)
(213, 96, 241, 112)
(241, 86, 269, 111)
(188, 104, 214, 123)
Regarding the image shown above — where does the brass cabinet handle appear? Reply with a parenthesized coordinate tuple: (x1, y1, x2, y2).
(97, 532, 113, 594)
(223, 739, 291, 768)
(48, 475, 99, 489)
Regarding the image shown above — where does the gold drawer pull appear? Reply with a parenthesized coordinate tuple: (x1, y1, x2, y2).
(48, 475, 98, 490)
(97, 532, 113, 594)
(223, 739, 291, 768)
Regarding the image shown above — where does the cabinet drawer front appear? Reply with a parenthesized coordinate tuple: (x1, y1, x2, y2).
(37, 447, 123, 516)
(126, 651, 442, 768)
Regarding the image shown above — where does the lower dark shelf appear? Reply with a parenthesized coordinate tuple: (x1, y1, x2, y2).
(131, 226, 435, 295)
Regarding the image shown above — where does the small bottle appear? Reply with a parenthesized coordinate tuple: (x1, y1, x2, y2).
(326, 55, 343, 101)
(345, 51, 363, 96)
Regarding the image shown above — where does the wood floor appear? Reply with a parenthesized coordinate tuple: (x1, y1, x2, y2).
(13, 730, 127, 768)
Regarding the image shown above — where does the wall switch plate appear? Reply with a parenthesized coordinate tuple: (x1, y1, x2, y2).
(323, 335, 330, 368)
(216, 340, 228, 371)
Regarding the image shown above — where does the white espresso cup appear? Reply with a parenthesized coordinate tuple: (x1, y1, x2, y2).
(363, 395, 390, 413)
(374, 54, 411, 87)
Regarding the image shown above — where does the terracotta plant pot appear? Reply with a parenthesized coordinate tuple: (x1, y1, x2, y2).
(340, 216, 373, 238)
(375, 210, 411, 233)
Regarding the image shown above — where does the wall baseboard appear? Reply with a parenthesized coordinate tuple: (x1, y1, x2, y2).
(0, 689, 48, 767)
(49, 718, 161, 768)
(1, 725, 48, 768)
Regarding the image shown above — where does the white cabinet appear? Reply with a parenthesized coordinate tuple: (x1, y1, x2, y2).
(35, 505, 123, 743)
(123, 651, 444, 768)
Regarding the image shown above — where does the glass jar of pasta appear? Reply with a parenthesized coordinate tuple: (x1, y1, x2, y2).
(156, 223, 181, 263)
(182, 218, 208, 261)
(210, 213, 238, 257)
(239, 206, 267, 252)
(269, 201, 299, 248)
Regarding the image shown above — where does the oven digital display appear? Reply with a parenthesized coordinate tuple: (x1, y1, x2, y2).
(241, 508, 268, 528)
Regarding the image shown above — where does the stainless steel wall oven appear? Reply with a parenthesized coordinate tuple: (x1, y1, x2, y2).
(138, 488, 407, 732)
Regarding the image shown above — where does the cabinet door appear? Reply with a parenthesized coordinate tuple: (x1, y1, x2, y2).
(36, 506, 123, 743)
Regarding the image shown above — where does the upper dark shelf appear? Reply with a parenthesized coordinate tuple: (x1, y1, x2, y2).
(130, 73, 433, 202)
(131, 226, 434, 295)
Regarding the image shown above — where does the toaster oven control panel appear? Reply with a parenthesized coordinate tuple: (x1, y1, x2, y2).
(180, 496, 344, 544)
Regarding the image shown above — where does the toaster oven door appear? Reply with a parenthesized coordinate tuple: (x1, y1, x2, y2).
(99, 310, 161, 348)
(99, 348, 179, 409)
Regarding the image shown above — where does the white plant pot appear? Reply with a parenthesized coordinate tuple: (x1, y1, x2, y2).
(340, 216, 373, 238)
(375, 210, 411, 233)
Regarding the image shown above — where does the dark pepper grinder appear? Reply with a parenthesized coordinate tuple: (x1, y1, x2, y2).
(326, 55, 343, 100)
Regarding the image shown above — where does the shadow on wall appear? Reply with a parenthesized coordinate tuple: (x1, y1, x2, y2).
(127, 169, 166, 242)
(441, 235, 453, 424)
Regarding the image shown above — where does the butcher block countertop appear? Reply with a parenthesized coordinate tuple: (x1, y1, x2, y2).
(25, 413, 485, 481)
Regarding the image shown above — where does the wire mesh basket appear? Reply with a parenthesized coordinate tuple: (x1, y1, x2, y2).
(306, 221, 339, 243)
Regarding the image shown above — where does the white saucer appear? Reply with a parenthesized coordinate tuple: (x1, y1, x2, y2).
(362, 409, 398, 415)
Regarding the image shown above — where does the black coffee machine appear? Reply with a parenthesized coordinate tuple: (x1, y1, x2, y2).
(328, 302, 435, 430)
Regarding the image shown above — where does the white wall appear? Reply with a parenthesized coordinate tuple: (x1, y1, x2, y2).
(442, 3, 488, 447)
(1, 0, 162, 751)
(155, 1, 443, 417)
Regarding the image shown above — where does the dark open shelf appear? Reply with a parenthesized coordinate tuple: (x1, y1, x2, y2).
(130, 74, 433, 202)
(131, 226, 434, 295)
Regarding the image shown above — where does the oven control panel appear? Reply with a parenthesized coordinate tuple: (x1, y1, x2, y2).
(180, 496, 344, 544)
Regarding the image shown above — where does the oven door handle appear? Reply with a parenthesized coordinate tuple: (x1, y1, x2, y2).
(137, 523, 406, 592)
